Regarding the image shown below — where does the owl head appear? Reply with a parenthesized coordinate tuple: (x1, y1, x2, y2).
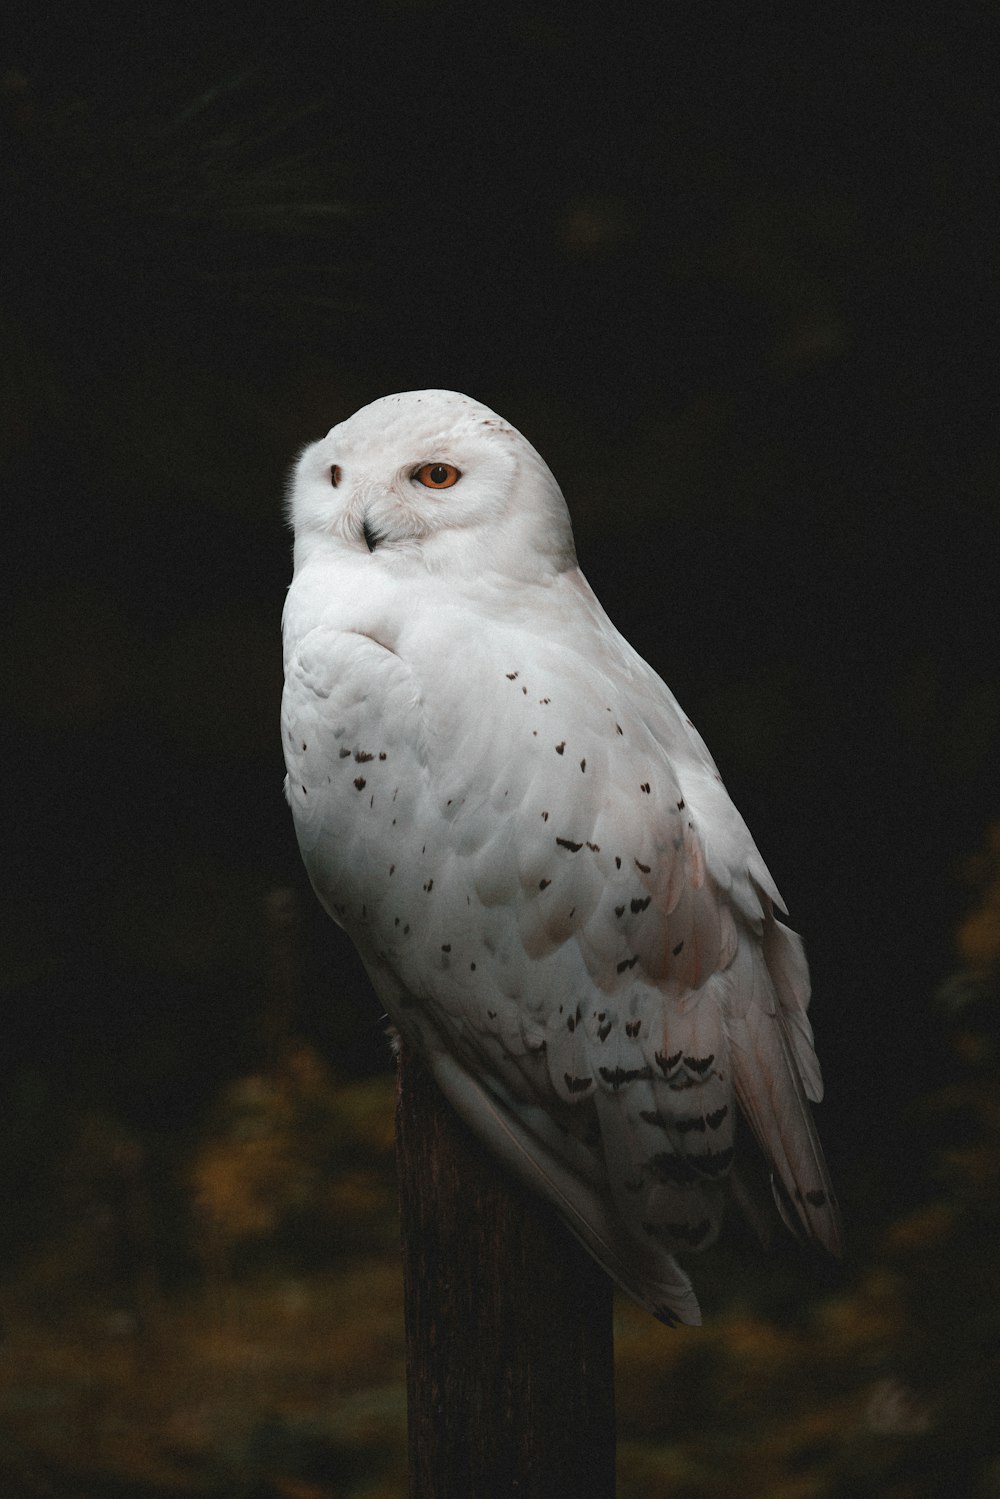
(287, 390, 578, 580)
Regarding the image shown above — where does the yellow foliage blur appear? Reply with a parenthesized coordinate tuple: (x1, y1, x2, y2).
(190, 1045, 398, 1262)
(957, 822, 1000, 974)
(3, 824, 1000, 1496)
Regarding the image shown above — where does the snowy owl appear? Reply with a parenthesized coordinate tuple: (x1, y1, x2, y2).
(281, 389, 841, 1325)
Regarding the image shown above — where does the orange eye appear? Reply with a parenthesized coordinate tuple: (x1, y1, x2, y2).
(414, 462, 461, 489)
(330, 464, 342, 487)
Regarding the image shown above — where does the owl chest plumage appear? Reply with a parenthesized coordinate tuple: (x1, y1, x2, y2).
(282, 574, 723, 1013)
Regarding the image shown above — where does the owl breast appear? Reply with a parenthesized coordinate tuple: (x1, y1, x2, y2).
(281, 605, 725, 1029)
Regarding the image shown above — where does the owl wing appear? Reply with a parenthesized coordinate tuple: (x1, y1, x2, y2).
(283, 589, 840, 1324)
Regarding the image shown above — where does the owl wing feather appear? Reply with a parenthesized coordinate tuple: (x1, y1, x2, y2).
(282, 570, 840, 1324)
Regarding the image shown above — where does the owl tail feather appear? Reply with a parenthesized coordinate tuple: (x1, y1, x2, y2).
(427, 1048, 702, 1326)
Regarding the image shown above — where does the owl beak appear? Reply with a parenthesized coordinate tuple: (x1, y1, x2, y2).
(362, 516, 383, 553)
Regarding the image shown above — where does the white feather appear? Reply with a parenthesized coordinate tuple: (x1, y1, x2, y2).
(282, 389, 842, 1323)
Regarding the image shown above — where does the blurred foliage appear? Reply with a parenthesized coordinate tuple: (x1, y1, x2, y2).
(0, 1062, 406, 1499)
(190, 1045, 398, 1268)
(1, 827, 999, 1495)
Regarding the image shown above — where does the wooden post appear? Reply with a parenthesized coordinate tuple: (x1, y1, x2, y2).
(395, 1040, 616, 1499)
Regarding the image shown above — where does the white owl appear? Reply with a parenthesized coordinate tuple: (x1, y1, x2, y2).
(281, 389, 841, 1325)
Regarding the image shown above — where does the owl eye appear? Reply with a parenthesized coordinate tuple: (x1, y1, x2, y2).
(414, 462, 461, 489)
(330, 464, 342, 487)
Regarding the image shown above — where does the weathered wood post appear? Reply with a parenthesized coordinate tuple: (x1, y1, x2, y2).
(395, 1040, 616, 1498)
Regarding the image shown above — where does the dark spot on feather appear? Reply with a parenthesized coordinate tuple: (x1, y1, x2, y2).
(684, 1053, 715, 1074)
(441, 944, 451, 953)
(677, 798, 686, 810)
(557, 837, 582, 852)
(587, 841, 600, 852)
(655, 1049, 683, 1074)
(470, 962, 476, 971)
(541, 810, 549, 820)
(506, 672, 518, 679)
(635, 858, 651, 873)
(672, 940, 684, 956)
(692, 1146, 734, 1177)
(806, 1189, 829, 1208)
(616, 723, 623, 735)
(389, 864, 395, 875)
(598, 1022, 612, 1042)
(487, 1009, 497, 1020)
(567, 1015, 576, 1032)
(639, 1109, 667, 1128)
(599, 1065, 652, 1089)
(354, 777, 366, 790)
(631, 896, 651, 914)
(301, 741, 307, 751)
(355, 750, 374, 763)
(615, 904, 625, 918)
(706, 1106, 729, 1130)
(665, 1219, 712, 1247)
(615, 856, 621, 869)
(423, 879, 434, 892)
(301, 786, 307, 795)
(675, 1115, 707, 1134)
(540, 697, 550, 704)
(403, 925, 410, 934)
(640, 782, 651, 794)
(616, 956, 638, 974)
(580, 758, 586, 772)
(394, 917, 399, 926)
(555, 742, 565, 754)
(379, 752, 387, 760)
(339, 747, 351, 758)
(564, 1074, 593, 1093)
(539, 878, 551, 890)
(625, 1019, 641, 1038)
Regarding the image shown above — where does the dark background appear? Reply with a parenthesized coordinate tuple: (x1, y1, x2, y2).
(1, 4, 998, 1495)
